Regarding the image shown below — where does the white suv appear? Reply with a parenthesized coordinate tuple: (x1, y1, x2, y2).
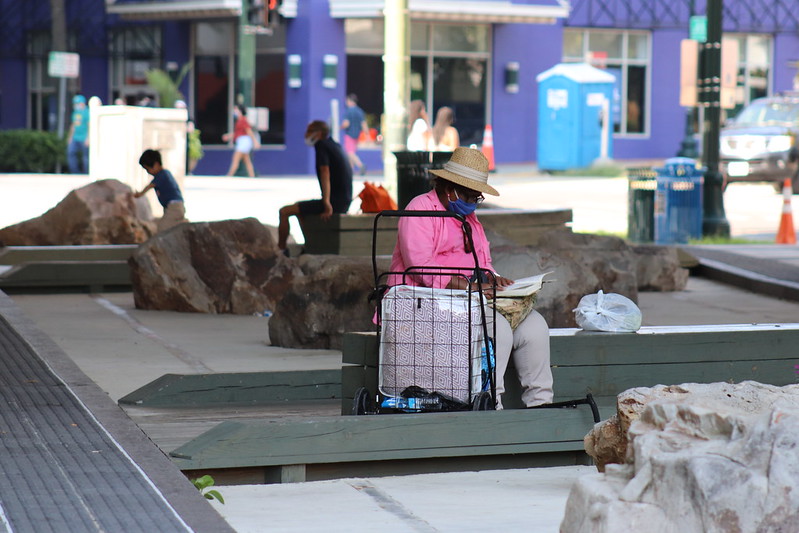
(720, 94, 799, 192)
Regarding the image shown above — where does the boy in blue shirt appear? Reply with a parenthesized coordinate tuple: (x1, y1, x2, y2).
(134, 149, 187, 232)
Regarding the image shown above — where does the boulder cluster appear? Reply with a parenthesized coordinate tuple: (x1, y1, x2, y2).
(564, 381, 799, 533)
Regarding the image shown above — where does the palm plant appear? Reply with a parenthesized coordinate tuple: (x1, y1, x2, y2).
(145, 63, 192, 108)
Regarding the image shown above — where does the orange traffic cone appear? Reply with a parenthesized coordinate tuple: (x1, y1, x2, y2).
(481, 125, 495, 172)
(776, 178, 797, 244)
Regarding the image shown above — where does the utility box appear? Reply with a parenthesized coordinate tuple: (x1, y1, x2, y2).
(536, 63, 615, 171)
(88, 98, 188, 214)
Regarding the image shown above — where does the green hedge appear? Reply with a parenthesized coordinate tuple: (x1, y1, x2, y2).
(0, 130, 67, 173)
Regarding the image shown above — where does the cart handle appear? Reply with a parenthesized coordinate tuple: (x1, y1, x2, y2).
(372, 210, 476, 287)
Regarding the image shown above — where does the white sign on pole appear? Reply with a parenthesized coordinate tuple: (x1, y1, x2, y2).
(680, 39, 699, 107)
(48, 51, 80, 79)
(720, 38, 740, 110)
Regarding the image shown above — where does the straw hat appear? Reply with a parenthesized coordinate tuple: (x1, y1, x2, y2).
(429, 147, 499, 196)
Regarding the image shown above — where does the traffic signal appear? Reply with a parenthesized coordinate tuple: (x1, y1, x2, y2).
(246, 0, 280, 27)
(267, 0, 281, 25)
(246, 0, 266, 26)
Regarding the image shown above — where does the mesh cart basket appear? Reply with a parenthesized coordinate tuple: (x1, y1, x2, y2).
(353, 210, 496, 414)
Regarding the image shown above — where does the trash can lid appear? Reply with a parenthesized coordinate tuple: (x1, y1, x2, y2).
(659, 158, 702, 178)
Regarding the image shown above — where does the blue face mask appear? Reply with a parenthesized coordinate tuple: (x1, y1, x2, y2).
(448, 194, 477, 216)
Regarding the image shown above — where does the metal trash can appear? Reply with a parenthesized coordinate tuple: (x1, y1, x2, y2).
(627, 167, 658, 242)
(654, 157, 704, 245)
(394, 151, 451, 209)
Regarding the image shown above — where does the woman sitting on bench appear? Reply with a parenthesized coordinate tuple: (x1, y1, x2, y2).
(389, 147, 553, 409)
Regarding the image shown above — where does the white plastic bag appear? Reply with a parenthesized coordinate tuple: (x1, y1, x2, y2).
(573, 290, 642, 332)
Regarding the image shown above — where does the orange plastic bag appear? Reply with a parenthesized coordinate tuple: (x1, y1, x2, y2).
(358, 182, 398, 213)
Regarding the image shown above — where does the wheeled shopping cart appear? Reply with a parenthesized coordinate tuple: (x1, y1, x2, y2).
(352, 210, 601, 423)
(352, 210, 496, 415)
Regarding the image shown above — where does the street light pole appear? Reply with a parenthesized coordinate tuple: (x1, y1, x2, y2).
(238, 0, 257, 108)
(700, 0, 730, 237)
(383, 0, 410, 199)
(677, 0, 698, 159)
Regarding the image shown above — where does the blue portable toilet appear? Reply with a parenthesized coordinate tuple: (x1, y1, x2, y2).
(536, 63, 616, 171)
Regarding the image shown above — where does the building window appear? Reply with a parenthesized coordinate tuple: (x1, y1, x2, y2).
(563, 29, 650, 136)
(726, 34, 771, 116)
(109, 26, 162, 105)
(27, 32, 58, 131)
(193, 22, 234, 146)
(255, 24, 286, 145)
(344, 19, 491, 146)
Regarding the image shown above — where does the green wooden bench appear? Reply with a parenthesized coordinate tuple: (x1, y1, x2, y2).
(145, 323, 799, 484)
(299, 208, 573, 256)
(342, 324, 799, 411)
(0, 245, 137, 291)
(0, 245, 138, 264)
(119, 369, 341, 407)
(168, 406, 599, 484)
(0, 261, 131, 290)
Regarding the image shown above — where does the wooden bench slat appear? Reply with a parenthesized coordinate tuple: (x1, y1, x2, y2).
(119, 370, 342, 407)
(170, 405, 602, 470)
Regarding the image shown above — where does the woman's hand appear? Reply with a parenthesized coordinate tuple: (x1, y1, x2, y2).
(446, 276, 470, 291)
(494, 276, 514, 290)
(445, 274, 511, 299)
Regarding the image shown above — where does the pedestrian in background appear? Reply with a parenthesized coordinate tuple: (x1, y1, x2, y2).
(406, 100, 431, 151)
(341, 94, 369, 175)
(176, 100, 202, 174)
(222, 105, 259, 177)
(429, 106, 459, 152)
(67, 94, 90, 174)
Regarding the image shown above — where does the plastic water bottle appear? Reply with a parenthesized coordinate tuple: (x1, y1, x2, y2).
(481, 338, 495, 391)
(381, 396, 440, 411)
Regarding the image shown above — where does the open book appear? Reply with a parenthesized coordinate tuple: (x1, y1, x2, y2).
(495, 272, 552, 298)
(491, 272, 552, 330)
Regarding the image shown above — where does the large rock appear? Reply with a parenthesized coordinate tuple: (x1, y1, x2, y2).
(492, 231, 640, 328)
(129, 218, 301, 314)
(585, 384, 696, 472)
(563, 382, 799, 533)
(129, 222, 690, 348)
(268, 255, 391, 350)
(0, 179, 155, 245)
(632, 244, 689, 292)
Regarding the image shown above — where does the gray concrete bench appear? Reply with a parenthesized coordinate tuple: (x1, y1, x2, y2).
(299, 208, 573, 256)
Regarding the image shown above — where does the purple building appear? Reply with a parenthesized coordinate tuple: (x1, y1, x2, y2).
(1, 0, 798, 174)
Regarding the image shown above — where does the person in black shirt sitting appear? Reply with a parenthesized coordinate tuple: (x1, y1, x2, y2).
(277, 120, 353, 254)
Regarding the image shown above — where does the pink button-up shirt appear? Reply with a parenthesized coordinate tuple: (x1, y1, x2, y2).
(389, 189, 494, 288)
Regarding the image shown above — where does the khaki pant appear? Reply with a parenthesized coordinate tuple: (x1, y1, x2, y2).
(489, 308, 553, 409)
(157, 201, 187, 232)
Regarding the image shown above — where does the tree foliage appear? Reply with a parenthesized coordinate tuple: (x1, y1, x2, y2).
(145, 62, 192, 108)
